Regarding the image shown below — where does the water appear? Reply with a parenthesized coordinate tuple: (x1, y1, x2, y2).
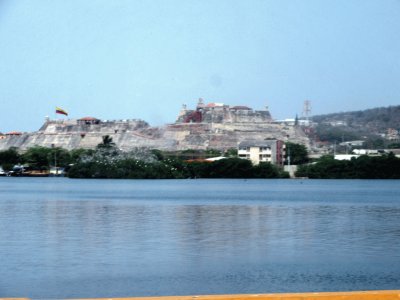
(1, 178, 400, 299)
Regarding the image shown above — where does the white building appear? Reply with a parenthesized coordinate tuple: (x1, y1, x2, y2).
(339, 140, 364, 147)
(334, 154, 360, 161)
(352, 149, 379, 155)
(238, 140, 285, 165)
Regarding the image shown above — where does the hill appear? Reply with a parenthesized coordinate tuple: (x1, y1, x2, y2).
(312, 105, 400, 147)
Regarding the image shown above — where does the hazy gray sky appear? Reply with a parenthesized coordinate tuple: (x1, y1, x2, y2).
(1, 0, 399, 132)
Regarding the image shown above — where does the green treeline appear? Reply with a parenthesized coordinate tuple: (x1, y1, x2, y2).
(0, 145, 288, 179)
(296, 154, 400, 179)
(68, 158, 287, 179)
(0, 146, 85, 171)
(2, 141, 400, 179)
(67, 148, 288, 179)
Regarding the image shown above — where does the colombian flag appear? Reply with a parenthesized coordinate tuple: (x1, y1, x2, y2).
(56, 107, 68, 116)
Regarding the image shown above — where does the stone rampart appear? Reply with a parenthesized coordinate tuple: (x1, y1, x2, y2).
(0, 117, 310, 152)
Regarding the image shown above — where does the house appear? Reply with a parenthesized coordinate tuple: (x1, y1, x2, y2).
(238, 140, 285, 165)
(5, 131, 23, 136)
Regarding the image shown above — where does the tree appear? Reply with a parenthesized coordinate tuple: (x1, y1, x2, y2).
(364, 136, 385, 149)
(151, 149, 164, 161)
(209, 158, 253, 178)
(285, 142, 309, 165)
(315, 124, 359, 143)
(21, 146, 53, 169)
(253, 162, 280, 178)
(224, 148, 238, 157)
(97, 135, 116, 149)
(388, 143, 400, 149)
(0, 147, 21, 170)
(48, 147, 72, 167)
(205, 149, 222, 157)
(70, 148, 94, 163)
(295, 154, 400, 179)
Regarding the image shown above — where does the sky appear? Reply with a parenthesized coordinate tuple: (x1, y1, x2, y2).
(0, 0, 399, 132)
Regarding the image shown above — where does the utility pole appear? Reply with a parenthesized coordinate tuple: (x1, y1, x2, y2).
(334, 140, 336, 157)
(54, 151, 57, 175)
(52, 144, 57, 175)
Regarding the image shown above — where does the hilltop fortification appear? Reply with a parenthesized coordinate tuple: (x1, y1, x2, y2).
(176, 98, 272, 124)
(0, 100, 309, 151)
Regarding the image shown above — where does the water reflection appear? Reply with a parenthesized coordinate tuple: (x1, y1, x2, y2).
(0, 179, 400, 298)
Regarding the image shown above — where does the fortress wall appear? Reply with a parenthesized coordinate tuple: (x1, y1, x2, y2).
(0, 134, 30, 150)
(41, 119, 148, 134)
(0, 117, 310, 152)
(177, 106, 272, 124)
(76, 133, 104, 149)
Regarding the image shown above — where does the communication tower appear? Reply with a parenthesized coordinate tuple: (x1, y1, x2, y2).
(302, 100, 312, 121)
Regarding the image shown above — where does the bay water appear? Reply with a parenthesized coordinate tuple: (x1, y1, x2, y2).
(0, 178, 400, 298)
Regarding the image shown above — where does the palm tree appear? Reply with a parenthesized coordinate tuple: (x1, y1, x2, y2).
(97, 135, 116, 149)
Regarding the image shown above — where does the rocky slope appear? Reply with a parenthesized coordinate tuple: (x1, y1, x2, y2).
(0, 118, 309, 151)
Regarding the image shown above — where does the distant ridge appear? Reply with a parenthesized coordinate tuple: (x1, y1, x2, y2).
(313, 105, 400, 130)
(312, 105, 400, 143)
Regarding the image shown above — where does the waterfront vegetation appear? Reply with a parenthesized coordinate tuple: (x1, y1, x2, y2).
(1, 139, 400, 179)
(0, 143, 288, 179)
(296, 153, 400, 179)
(67, 147, 288, 179)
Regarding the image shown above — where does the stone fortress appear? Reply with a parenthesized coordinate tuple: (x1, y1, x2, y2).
(176, 98, 273, 124)
(0, 98, 310, 151)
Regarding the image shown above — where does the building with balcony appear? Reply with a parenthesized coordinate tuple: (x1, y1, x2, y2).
(238, 140, 285, 165)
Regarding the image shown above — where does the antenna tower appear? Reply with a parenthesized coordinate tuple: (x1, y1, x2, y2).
(302, 100, 312, 121)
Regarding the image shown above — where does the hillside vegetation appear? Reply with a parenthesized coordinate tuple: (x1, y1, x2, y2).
(312, 105, 400, 146)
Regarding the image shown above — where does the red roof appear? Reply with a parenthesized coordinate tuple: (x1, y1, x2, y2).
(206, 102, 224, 107)
(184, 159, 213, 163)
(206, 103, 217, 107)
(6, 131, 22, 135)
